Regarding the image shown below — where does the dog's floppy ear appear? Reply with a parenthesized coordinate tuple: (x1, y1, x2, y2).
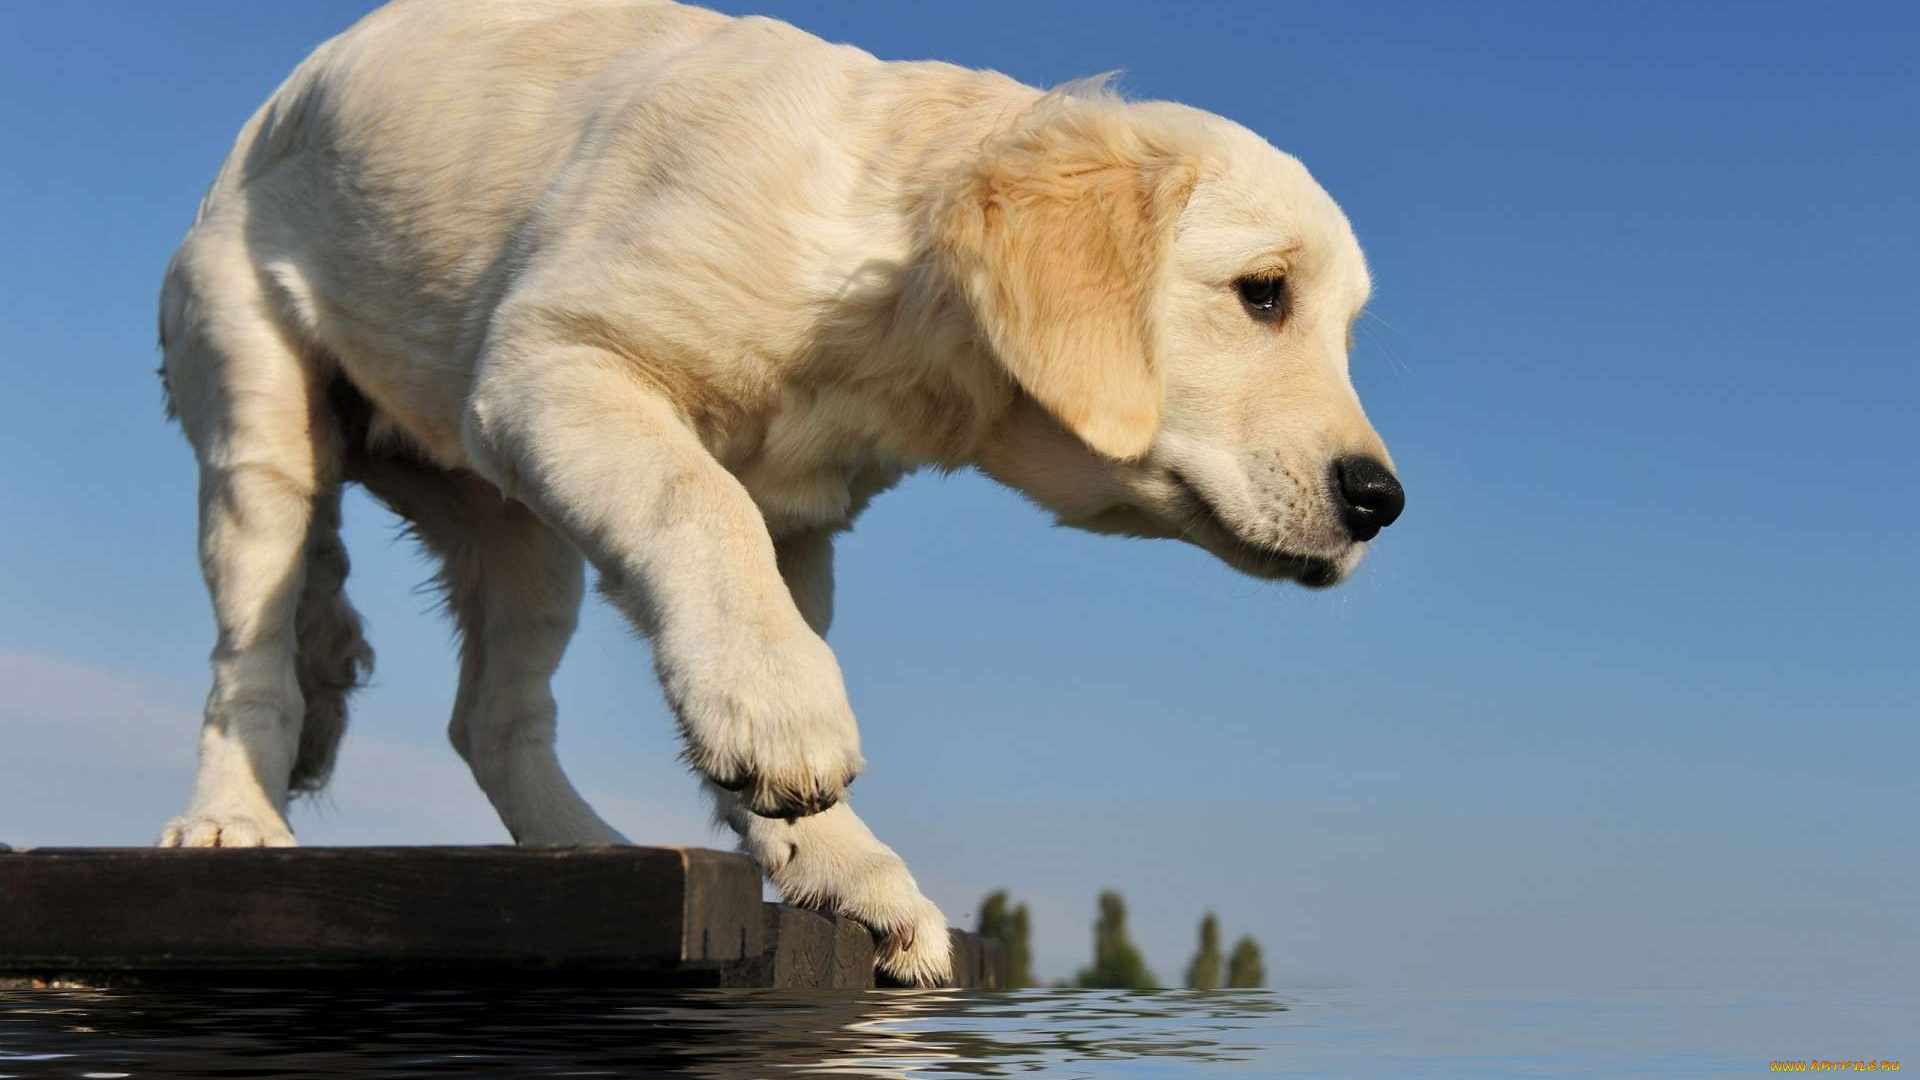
(939, 97, 1196, 461)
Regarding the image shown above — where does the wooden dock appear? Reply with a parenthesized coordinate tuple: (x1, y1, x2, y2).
(0, 846, 1003, 989)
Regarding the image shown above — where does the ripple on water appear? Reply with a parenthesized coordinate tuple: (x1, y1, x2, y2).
(0, 987, 1912, 1079)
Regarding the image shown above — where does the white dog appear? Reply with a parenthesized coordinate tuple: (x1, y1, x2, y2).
(156, 0, 1403, 985)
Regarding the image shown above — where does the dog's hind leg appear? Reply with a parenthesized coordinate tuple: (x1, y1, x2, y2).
(287, 487, 373, 798)
(358, 461, 627, 845)
(707, 528, 954, 986)
(158, 236, 342, 848)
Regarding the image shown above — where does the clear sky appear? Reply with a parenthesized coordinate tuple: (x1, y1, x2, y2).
(2, 1, 1915, 990)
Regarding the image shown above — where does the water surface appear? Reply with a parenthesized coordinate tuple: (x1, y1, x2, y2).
(1, 987, 1910, 1078)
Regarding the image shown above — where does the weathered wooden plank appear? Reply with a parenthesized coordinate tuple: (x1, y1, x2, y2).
(0, 846, 762, 976)
(831, 910, 880, 987)
(0, 846, 1006, 988)
(948, 930, 980, 989)
(766, 905, 836, 988)
(745, 904, 879, 989)
(952, 930, 1006, 989)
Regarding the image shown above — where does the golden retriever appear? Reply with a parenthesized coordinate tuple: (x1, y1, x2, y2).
(155, 0, 1404, 985)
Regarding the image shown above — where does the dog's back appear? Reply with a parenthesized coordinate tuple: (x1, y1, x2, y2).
(168, 0, 776, 463)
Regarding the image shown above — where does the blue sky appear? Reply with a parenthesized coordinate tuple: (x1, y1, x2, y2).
(2, 1, 1915, 989)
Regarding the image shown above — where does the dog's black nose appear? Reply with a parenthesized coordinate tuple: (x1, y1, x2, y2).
(1333, 456, 1405, 542)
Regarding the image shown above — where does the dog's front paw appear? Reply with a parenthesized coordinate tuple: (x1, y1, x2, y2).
(668, 629, 864, 819)
(872, 890, 955, 988)
(157, 811, 295, 848)
(738, 806, 954, 987)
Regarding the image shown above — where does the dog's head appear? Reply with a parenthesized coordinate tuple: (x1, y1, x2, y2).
(944, 87, 1401, 587)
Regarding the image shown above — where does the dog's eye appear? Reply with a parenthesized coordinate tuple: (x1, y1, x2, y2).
(1235, 276, 1288, 323)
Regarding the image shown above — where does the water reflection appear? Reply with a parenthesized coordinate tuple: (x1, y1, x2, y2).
(0, 987, 1291, 1079)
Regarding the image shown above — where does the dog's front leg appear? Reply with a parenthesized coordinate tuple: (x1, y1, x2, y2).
(464, 345, 863, 819)
(699, 527, 955, 986)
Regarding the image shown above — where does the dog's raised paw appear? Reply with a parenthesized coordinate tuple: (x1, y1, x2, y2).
(674, 629, 866, 820)
(157, 813, 295, 848)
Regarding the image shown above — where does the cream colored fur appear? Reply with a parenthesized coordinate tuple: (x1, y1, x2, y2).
(155, 0, 1395, 987)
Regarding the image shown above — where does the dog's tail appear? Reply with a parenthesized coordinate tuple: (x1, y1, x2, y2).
(289, 487, 374, 796)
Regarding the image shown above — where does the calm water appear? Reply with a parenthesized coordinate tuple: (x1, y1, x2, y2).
(0, 987, 1911, 1078)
